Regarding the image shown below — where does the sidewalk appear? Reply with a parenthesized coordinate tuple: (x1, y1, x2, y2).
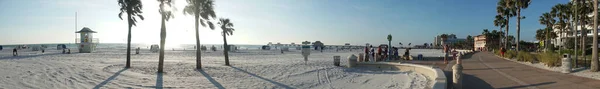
(458, 52, 600, 89)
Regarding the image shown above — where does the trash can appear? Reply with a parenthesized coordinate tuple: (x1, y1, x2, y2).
(358, 53, 364, 62)
(562, 54, 571, 73)
(348, 55, 357, 67)
(333, 56, 340, 66)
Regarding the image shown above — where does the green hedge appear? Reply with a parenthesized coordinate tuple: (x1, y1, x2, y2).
(537, 52, 561, 67)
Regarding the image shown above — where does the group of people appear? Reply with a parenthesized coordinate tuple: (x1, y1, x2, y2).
(363, 45, 411, 62)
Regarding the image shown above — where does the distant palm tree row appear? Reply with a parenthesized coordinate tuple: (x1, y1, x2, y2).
(535, 0, 599, 71)
(118, 0, 236, 73)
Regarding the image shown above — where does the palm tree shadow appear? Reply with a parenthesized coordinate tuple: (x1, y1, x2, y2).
(197, 69, 225, 89)
(156, 73, 163, 89)
(229, 66, 294, 89)
(93, 68, 128, 89)
(0, 52, 67, 60)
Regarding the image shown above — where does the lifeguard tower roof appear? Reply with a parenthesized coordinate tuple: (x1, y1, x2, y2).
(76, 27, 97, 33)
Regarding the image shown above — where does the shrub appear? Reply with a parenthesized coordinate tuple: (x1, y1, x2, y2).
(537, 52, 561, 67)
(505, 50, 517, 59)
(494, 49, 501, 56)
(517, 51, 535, 63)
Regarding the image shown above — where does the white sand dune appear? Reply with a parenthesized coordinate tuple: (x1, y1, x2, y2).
(0, 48, 433, 89)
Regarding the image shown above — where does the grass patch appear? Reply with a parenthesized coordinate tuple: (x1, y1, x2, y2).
(517, 51, 536, 63)
(537, 52, 561, 67)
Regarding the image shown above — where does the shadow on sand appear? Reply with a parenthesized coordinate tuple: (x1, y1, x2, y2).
(230, 66, 294, 89)
(93, 68, 128, 89)
(197, 69, 225, 89)
(0, 52, 67, 60)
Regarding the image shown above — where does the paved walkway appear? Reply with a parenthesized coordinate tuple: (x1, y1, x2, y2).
(455, 52, 600, 89)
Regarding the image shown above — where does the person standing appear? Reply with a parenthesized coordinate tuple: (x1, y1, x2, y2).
(444, 44, 449, 64)
(370, 46, 375, 62)
(12, 48, 18, 56)
(383, 47, 388, 61)
(365, 46, 370, 62)
(393, 47, 399, 60)
(377, 46, 382, 61)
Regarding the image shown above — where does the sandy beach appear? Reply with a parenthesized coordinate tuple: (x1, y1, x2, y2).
(0, 47, 444, 89)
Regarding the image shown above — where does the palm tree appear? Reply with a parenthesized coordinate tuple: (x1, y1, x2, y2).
(514, 0, 531, 51)
(552, 3, 571, 50)
(183, 0, 216, 69)
(440, 34, 448, 46)
(118, 0, 144, 68)
(494, 15, 507, 48)
(497, 0, 515, 50)
(539, 12, 555, 51)
(218, 18, 234, 66)
(591, 0, 598, 72)
(157, 0, 174, 73)
(575, 0, 594, 64)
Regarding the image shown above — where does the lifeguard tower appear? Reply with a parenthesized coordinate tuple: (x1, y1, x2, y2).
(76, 27, 98, 53)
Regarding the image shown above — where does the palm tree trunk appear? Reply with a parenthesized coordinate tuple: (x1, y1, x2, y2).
(223, 32, 230, 66)
(158, 15, 166, 73)
(546, 26, 551, 51)
(582, 21, 586, 64)
(591, 0, 598, 72)
(517, 9, 521, 52)
(506, 15, 510, 50)
(574, 13, 579, 68)
(195, 15, 202, 69)
(126, 12, 132, 68)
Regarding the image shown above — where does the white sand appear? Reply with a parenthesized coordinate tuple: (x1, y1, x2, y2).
(0, 47, 433, 89)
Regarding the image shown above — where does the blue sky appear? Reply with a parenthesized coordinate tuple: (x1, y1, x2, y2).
(0, 0, 569, 46)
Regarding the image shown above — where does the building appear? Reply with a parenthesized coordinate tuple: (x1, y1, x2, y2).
(474, 35, 486, 51)
(433, 34, 464, 47)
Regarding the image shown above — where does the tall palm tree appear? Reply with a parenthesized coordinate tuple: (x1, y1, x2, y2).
(591, 0, 598, 72)
(552, 3, 572, 50)
(218, 18, 234, 66)
(576, 0, 593, 65)
(494, 15, 507, 48)
(183, 0, 216, 69)
(157, 0, 174, 73)
(539, 12, 555, 51)
(497, 0, 515, 50)
(514, 0, 531, 51)
(118, 0, 144, 68)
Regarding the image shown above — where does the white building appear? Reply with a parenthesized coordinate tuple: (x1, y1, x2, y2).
(552, 21, 600, 48)
(474, 35, 486, 51)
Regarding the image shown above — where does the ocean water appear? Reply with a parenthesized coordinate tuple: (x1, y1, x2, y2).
(0, 43, 267, 50)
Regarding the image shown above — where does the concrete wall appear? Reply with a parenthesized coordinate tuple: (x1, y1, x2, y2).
(355, 62, 447, 89)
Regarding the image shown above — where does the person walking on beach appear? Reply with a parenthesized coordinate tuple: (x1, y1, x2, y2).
(12, 48, 18, 56)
